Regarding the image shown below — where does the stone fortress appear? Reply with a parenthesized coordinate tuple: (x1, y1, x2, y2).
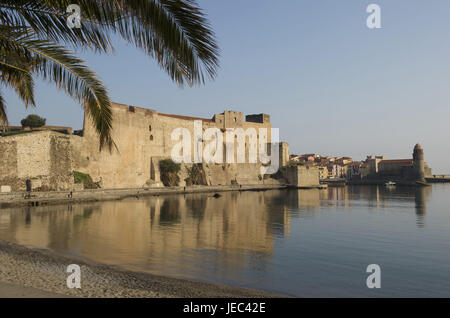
(1, 102, 430, 193)
(73, 102, 287, 189)
(358, 143, 431, 184)
(1, 102, 320, 192)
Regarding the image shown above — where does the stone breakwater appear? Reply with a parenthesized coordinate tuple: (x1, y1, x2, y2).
(0, 240, 283, 298)
(0, 184, 287, 208)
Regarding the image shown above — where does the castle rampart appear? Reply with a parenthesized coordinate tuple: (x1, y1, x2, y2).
(73, 102, 279, 188)
(0, 102, 292, 191)
(0, 131, 73, 191)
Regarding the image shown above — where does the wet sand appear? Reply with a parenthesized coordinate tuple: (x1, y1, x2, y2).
(0, 240, 283, 298)
(0, 281, 73, 298)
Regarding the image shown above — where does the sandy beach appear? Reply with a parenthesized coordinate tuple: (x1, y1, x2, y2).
(0, 240, 282, 298)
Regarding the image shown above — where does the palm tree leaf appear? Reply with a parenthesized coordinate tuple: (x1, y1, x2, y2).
(0, 0, 115, 53)
(0, 0, 220, 148)
(111, 0, 219, 85)
(0, 29, 114, 150)
(0, 0, 220, 86)
(0, 55, 35, 108)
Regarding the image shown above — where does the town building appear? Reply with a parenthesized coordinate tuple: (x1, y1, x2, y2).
(348, 144, 431, 182)
(318, 166, 329, 180)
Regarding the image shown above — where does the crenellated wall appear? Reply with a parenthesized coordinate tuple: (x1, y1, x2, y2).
(1, 103, 289, 191)
(72, 102, 282, 189)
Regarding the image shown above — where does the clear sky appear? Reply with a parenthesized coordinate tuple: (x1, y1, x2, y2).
(4, 0, 450, 173)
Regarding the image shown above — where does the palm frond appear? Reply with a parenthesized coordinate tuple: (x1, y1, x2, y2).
(0, 0, 219, 86)
(0, 0, 115, 53)
(0, 28, 113, 149)
(0, 56, 35, 108)
(0, 0, 219, 148)
(111, 0, 219, 85)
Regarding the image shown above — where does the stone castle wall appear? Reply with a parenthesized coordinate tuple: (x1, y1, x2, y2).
(1, 103, 289, 191)
(0, 131, 73, 191)
(73, 102, 278, 189)
(282, 165, 320, 188)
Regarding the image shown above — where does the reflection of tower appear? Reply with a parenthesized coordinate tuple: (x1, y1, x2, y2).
(413, 144, 425, 182)
(414, 186, 431, 228)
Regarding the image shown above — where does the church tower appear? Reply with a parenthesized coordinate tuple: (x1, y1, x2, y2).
(413, 144, 425, 182)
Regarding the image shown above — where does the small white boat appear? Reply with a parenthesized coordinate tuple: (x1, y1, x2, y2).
(385, 181, 396, 186)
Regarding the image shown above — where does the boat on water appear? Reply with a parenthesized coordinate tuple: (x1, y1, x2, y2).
(385, 181, 396, 186)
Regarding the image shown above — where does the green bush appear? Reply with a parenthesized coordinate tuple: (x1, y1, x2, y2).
(21, 114, 46, 128)
(159, 159, 181, 187)
(73, 171, 91, 184)
(73, 171, 100, 189)
(1, 130, 32, 137)
(159, 159, 181, 174)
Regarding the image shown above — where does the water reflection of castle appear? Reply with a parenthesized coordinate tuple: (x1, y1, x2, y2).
(283, 186, 431, 228)
(0, 186, 432, 270)
(324, 186, 431, 227)
(0, 191, 296, 270)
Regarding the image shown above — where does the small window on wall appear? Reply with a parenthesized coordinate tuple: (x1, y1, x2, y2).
(233, 117, 237, 122)
(150, 135, 153, 141)
(129, 106, 135, 112)
(149, 125, 152, 131)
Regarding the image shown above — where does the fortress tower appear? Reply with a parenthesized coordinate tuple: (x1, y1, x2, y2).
(413, 143, 425, 182)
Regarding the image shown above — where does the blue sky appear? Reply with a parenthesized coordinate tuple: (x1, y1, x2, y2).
(4, 0, 450, 173)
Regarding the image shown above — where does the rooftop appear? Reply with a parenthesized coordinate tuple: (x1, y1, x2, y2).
(379, 159, 413, 166)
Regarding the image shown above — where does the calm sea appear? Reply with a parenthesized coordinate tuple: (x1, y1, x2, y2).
(1, 184, 449, 297)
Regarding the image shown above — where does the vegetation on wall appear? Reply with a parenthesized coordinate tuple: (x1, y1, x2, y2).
(159, 159, 181, 187)
(73, 171, 100, 189)
(0, 130, 32, 137)
(185, 164, 207, 186)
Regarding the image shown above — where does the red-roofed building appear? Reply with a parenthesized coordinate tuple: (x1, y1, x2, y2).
(357, 144, 432, 181)
(378, 159, 414, 178)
